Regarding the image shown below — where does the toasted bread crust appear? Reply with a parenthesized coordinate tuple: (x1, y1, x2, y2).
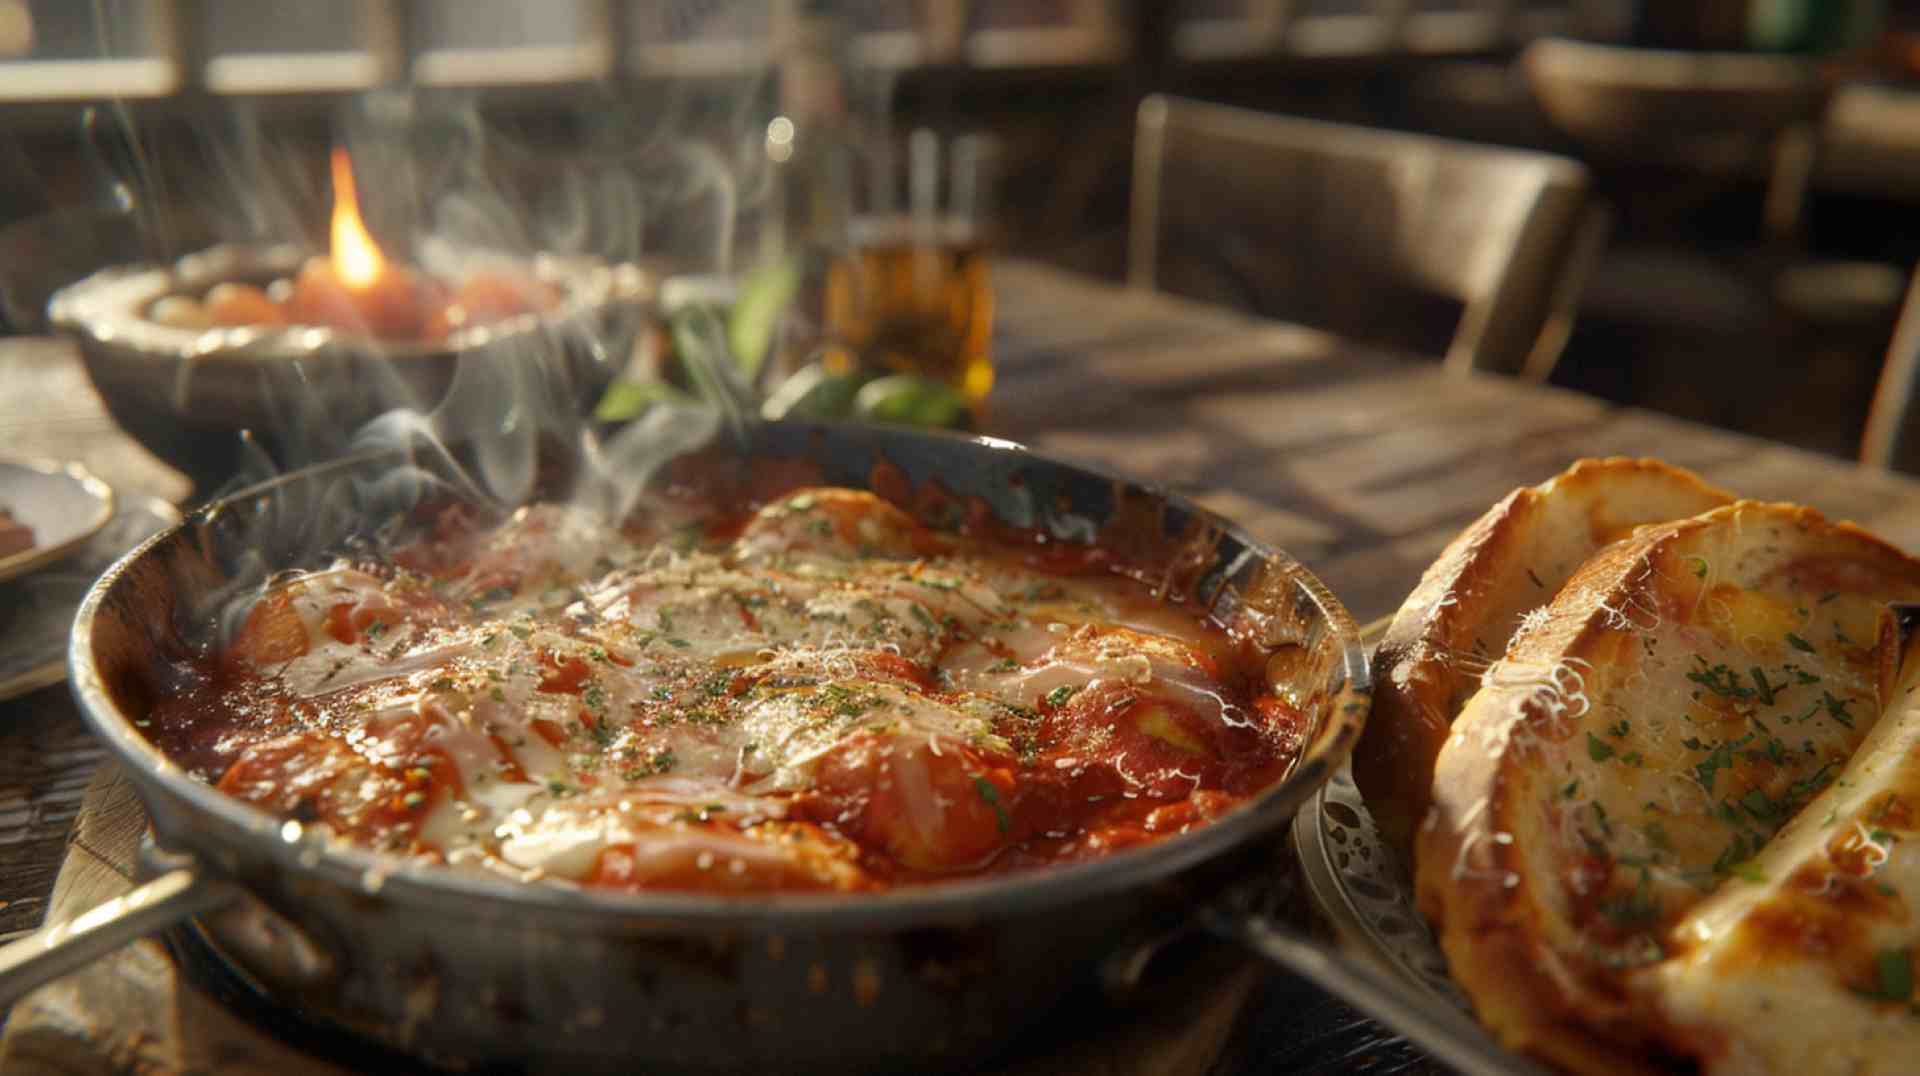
(1417, 501, 1920, 1075)
(1357, 458, 1734, 857)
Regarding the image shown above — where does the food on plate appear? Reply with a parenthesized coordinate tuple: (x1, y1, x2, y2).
(1357, 458, 1733, 856)
(1416, 498, 1920, 1074)
(0, 506, 34, 557)
(144, 486, 1306, 894)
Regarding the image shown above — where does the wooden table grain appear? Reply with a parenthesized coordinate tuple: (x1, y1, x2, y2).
(5, 259, 1920, 1073)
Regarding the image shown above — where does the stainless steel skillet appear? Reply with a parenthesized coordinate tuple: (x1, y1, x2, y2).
(0, 420, 1525, 1073)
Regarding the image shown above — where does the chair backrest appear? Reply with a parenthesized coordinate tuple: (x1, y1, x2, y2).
(1129, 94, 1598, 379)
(1861, 265, 1920, 470)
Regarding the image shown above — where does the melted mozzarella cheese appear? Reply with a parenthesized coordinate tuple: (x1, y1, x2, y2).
(193, 491, 1276, 892)
(1640, 624, 1920, 1075)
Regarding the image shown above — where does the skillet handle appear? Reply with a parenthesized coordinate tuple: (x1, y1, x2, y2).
(1201, 906, 1553, 1076)
(0, 868, 239, 1009)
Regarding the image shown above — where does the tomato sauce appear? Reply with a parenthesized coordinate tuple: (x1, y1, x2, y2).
(143, 485, 1305, 894)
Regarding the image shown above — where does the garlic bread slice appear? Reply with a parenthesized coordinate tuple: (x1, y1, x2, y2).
(1417, 502, 1920, 1075)
(1640, 606, 1920, 1075)
(1359, 458, 1734, 857)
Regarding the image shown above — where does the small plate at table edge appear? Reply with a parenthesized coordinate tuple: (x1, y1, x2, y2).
(0, 493, 181, 703)
(0, 458, 116, 583)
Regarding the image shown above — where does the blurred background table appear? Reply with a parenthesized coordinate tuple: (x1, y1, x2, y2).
(11, 259, 1920, 1072)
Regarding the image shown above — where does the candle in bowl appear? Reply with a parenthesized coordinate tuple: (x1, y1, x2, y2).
(276, 147, 448, 340)
(54, 216, 643, 499)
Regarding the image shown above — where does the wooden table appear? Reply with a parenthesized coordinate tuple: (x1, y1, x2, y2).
(7, 259, 1920, 1073)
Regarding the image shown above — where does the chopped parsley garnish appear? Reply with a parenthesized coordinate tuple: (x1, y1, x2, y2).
(1686, 662, 1753, 700)
(1597, 874, 1659, 929)
(621, 748, 677, 781)
(1784, 761, 1838, 804)
(1743, 737, 1788, 766)
(1785, 632, 1816, 654)
(1713, 830, 1758, 877)
(1821, 691, 1855, 728)
(1587, 732, 1616, 762)
(1739, 787, 1784, 823)
(819, 684, 882, 720)
(973, 777, 1011, 834)
(1046, 685, 1080, 708)
(1860, 948, 1915, 1002)
(1748, 667, 1776, 706)
(1692, 733, 1755, 793)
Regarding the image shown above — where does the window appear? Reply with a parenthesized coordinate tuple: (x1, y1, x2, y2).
(0, 0, 177, 100)
(201, 0, 386, 93)
(410, 0, 612, 86)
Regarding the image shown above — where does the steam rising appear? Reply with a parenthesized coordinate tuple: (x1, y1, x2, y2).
(209, 74, 774, 488)
(84, 37, 802, 637)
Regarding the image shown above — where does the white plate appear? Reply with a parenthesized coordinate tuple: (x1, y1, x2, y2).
(0, 458, 115, 584)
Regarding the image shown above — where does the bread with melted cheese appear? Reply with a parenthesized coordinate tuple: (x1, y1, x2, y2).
(1357, 458, 1734, 857)
(1639, 605, 1920, 1075)
(1416, 501, 1920, 1075)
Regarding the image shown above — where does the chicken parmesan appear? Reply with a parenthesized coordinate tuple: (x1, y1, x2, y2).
(143, 486, 1305, 894)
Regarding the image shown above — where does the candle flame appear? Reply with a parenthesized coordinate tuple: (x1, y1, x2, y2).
(329, 147, 384, 290)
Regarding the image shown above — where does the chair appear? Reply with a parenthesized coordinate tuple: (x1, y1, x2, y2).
(1522, 36, 1837, 246)
(1860, 265, 1920, 471)
(1128, 94, 1603, 380)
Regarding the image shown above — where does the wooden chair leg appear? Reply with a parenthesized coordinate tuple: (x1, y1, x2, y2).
(1520, 201, 1613, 384)
(1861, 266, 1920, 470)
